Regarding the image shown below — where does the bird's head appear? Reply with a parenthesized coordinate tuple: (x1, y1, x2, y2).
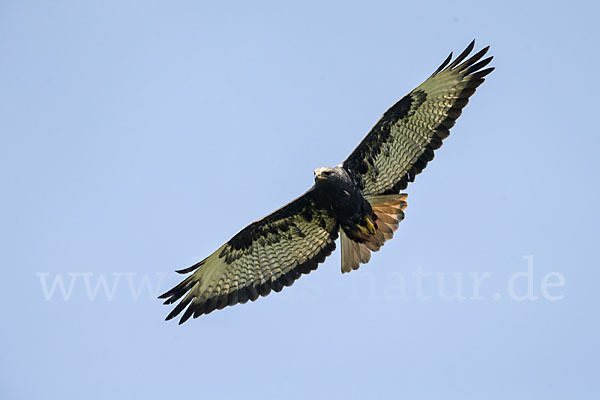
(314, 167, 335, 183)
(314, 166, 349, 187)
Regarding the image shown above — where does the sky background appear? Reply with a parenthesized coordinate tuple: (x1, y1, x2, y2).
(1, 1, 599, 399)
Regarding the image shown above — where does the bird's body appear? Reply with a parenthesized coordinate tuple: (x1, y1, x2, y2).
(313, 166, 372, 231)
(160, 41, 494, 323)
(313, 166, 405, 265)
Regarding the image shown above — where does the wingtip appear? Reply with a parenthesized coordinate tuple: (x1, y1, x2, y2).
(157, 290, 169, 299)
(475, 66, 495, 78)
(174, 258, 206, 275)
(178, 313, 192, 325)
(431, 51, 453, 77)
(446, 41, 477, 70)
(466, 39, 475, 52)
(165, 309, 177, 320)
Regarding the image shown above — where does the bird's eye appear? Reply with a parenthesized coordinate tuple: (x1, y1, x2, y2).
(323, 170, 331, 176)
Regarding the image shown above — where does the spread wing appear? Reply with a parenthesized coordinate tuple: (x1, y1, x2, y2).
(343, 41, 494, 196)
(159, 189, 339, 324)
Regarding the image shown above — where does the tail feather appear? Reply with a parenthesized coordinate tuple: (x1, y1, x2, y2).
(340, 230, 358, 273)
(358, 241, 371, 263)
(374, 212, 398, 225)
(340, 193, 407, 273)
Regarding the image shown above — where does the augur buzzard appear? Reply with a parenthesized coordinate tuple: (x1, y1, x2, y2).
(160, 41, 494, 323)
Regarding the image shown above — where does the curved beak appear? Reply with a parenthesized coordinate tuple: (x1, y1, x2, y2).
(314, 168, 327, 181)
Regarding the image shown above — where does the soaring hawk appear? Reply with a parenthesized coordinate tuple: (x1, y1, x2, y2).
(160, 41, 494, 323)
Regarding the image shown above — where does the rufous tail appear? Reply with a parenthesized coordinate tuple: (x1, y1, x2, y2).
(340, 193, 407, 273)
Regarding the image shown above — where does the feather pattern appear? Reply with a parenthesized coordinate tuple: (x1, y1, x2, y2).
(343, 40, 494, 195)
(159, 190, 338, 324)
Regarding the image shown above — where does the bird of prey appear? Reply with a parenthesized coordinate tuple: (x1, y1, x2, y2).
(160, 41, 493, 323)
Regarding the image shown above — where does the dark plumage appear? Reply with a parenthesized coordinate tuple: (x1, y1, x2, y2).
(160, 41, 494, 323)
(313, 166, 370, 226)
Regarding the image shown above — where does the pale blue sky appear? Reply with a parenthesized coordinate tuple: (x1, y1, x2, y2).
(1, 1, 599, 399)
